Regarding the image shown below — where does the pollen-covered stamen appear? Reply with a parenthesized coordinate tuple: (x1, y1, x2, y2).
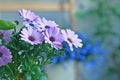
(50, 36, 55, 42)
(28, 36, 35, 41)
(67, 38, 72, 43)
(0, 52, 3, 57)
(0, 33, 3, 39)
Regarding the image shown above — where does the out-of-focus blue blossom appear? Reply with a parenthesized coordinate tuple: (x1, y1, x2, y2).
(67, 51, 76, 59)
(84, 60, 96, 70)
(80, 39, 108, 80)
(58, 53, 67, 63)
(78, 33, 87, 41)
(50, 32, 108, 80)
(51, 33, 88, 63)
(51, 33, 107, 67)
(51, 57, 58, 64)
(51, 52, 67, 64)
(84, 42, 107, 68)
(78, 55, 86, 61)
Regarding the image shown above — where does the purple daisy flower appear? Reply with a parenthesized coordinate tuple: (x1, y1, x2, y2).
(0, 30, 12, 44)
(37, 17, 58, 31)
(44, 27, 64, 49)
(61, 29, 83, 51)
(18, 9, 41, 28)
(23, 20, 40, 28)
(0, 46, 12, 66)
(18, 9, 39, 22)
(20, 27, 44, 45)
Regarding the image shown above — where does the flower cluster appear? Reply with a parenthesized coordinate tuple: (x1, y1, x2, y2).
(51, 33, 106, 65)
(0, 9, 82, 79)
(51, 33, 88, 63)
(18, 9, 82, 50)
(0, 30, 12, 66)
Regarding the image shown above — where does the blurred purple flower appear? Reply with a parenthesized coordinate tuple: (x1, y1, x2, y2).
(44, 27, 63, 49)
(61, 29, 83, 51)
(0, 30, 12, 44)
(20, 27, 44, 45)
(37, 17, 58, 31)
(23, 21, 40, 28)
(18, 9, 39, 22)
(18, 9, 41, 29)
(0, 46, 12, 66)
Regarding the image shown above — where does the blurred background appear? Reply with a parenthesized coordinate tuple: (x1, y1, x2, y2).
(0, 0, 120, 80)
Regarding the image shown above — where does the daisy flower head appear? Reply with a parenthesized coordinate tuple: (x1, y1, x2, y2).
(18, 9, 41, 28)
(37, 17, 58, 31)
(0, 46, 12, 66)
(20, 27, 44, 45)
(44, 27, 64, 49)
(0, 30, 12, 44)
(23, 20, 40, 28)
(61, 29, 83, 51)
(18, 9, 39, 22)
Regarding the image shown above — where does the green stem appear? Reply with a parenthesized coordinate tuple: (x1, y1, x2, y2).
(41, 58, 49, 66)
(6, 65, 17, 80)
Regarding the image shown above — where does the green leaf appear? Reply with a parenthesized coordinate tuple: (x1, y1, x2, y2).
(26, 73, 32, 80)
(31, 65, 41, 79)
(0, 19, 16, 30)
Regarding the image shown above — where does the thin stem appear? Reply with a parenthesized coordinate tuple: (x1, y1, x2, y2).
(41, 58, 49, 66)
(14, 27, 16, 33)
(6, 65, 17, 80)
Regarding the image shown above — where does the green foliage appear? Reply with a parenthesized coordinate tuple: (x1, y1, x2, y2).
(0, 27, 64, 80)
(0, 20, 16, 30)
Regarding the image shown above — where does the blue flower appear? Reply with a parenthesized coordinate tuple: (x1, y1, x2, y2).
(51, 33, 107, 65)
(58, 52, 67, 63)
(77, 33, 87, 42)
(81, 49, 88, 55)
(68, 51, 76, 59)
(51, 57, 58, 63)
(84, 60, 96, 70)
(79, 55, 86, 61)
